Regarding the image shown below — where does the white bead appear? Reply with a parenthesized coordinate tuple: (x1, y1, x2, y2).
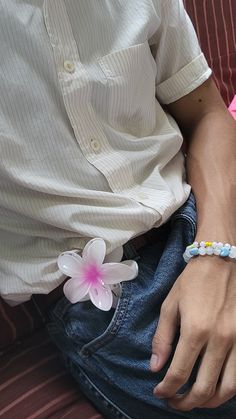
(214, 248, 221, 255)
(199, 247, 206, 255)
(200, 241, 205, 247)
(229, 247, 236, 258)
(224, 243, 231, 249)
(206, 247, 214, 255)
(217, 242, 223, 248)
(212, 242, 217, 248)
(193, 241, 198, 247)
(183, 252, 191, 263)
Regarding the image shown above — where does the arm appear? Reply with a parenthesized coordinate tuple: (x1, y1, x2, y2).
(151, 78, 236, 411)
(168, 77, 236, 243)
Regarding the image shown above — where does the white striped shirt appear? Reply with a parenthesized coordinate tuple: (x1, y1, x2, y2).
(0, 0, 211, 304)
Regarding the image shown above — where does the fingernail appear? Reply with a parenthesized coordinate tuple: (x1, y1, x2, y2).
(150, 354, 159, 370)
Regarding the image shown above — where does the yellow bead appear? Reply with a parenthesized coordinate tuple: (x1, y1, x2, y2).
(205, 242, 213, 247)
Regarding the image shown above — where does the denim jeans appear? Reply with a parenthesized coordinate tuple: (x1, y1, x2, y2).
(47, 194, 236, 419)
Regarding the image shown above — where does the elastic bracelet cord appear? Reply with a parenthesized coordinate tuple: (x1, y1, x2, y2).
(183, 241, 236, 263)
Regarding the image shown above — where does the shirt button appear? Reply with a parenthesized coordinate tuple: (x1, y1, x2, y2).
(63, 60, 75, 73)
(90, 139, 101, 152)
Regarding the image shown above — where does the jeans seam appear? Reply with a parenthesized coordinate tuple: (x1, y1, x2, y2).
(171, 214, 196, 238)
(80, 281, 133, 356)
(68, 359, 133, 418)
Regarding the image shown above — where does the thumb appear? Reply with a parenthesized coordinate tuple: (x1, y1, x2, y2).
(150, 299, 179, 372)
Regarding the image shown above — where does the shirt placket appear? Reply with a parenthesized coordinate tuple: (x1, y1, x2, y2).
(43, 0, 135, 193)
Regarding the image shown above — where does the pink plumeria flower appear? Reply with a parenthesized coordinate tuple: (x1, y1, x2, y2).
(57, 238, 138, 311)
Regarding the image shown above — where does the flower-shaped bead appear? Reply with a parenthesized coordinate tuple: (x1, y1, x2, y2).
(58, 238, 138, 311)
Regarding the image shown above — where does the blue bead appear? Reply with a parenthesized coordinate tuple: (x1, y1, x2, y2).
(220, 247, 230, 257)
(190, 248, 199, 256)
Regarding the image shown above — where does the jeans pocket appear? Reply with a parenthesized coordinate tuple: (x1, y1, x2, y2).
(80, 281, 133, 357)
(48, 280, 133, 358)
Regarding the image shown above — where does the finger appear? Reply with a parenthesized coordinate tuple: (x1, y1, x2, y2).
(168, 335, 230, 411)
(154, 328, 205, 399)
(150, 297, 179, 372)
(200, 345, 236, 409)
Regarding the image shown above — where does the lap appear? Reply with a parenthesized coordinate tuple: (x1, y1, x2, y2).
(47, 195, 236, 419)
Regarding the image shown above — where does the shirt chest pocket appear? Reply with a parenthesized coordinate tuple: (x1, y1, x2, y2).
(96, 41, 157, 136)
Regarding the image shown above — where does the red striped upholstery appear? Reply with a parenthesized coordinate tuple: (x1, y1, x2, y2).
(184, 0, 236, 106)
(0, 297, 44, 353)
(0, 329, 103, 419)
(0, 284, 65, 353)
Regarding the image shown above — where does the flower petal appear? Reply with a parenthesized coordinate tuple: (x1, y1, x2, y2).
(63, 277, 90, 304)
(82, 238, 106, 265)
(121, 260, 139, 276)
(89, 284, 113, 311)
(58, 251, 82, 277)
(101, 260, 138, 285)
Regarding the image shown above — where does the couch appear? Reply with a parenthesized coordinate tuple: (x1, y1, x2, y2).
(1, 1, 235, 417)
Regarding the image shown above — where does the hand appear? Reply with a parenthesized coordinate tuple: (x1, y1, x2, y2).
(150, 256, 236, 411)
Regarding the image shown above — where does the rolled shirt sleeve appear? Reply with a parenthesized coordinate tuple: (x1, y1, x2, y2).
(150, 0, 212, 104)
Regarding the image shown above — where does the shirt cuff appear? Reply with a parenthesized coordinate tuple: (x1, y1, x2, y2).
(156, 53, 212, 104)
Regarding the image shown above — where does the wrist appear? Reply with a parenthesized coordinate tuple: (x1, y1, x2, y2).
(194, 231, 236, 244)
(194, 197, 236, 244)
(195, 216, 236, 244)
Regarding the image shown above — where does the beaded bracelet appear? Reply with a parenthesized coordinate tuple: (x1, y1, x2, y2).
(183, 241, 236, 263)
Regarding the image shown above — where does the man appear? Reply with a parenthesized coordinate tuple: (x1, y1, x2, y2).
(0, 0, 235, 417)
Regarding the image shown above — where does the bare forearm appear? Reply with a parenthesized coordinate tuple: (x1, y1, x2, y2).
(186, 108, 236, 242)
(158, 80, 236, 412)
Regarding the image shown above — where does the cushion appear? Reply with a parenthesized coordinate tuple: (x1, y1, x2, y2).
(0, 284, 65, 353)
(184, 0, 236, 106)
(0, 329, 103, 418)
(0, 297, 44, 353)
